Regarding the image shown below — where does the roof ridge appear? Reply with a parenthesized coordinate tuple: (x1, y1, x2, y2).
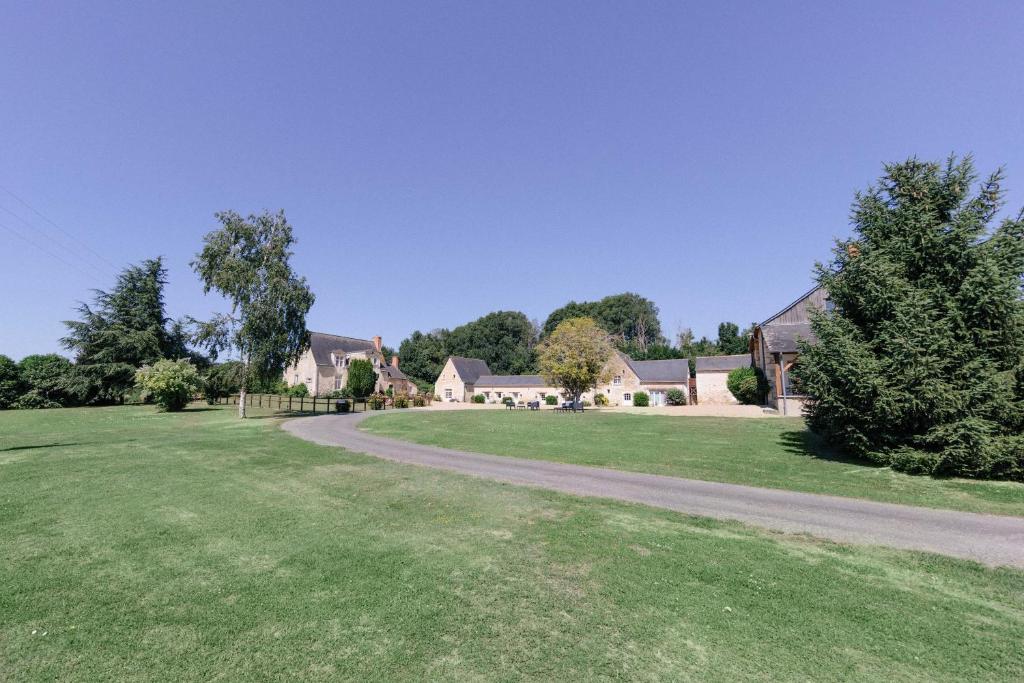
(309, 331, 375, 343)
(760, 284, 823, 326)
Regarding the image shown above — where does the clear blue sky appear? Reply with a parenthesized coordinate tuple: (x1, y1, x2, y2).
(2, 1, 1023, 361)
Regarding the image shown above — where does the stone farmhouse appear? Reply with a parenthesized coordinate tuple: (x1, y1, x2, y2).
(750, 285, 827, 415)
(283, 332, 417, 397)
(435, 352, 689, 406)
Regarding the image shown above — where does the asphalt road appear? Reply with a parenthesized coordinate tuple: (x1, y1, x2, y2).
(282, 412, 1024, 568)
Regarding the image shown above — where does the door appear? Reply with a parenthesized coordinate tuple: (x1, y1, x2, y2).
(650, 391, 665, 406)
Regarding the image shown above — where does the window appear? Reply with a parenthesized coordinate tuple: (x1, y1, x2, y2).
(623, 393, 632, 402)
(293, 374, 298, 384)
(613, 375, 622, 386)
(334, 377, 341, 390)
(444, 388, 452, 399)
(539, 392, 546, 399)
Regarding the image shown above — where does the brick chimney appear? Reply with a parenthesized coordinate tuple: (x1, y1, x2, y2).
(372, 335, 382, 352)
(391, 355, 399, 368)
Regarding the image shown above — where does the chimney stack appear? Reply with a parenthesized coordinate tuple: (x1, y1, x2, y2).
(391, 355, 399, 368)
(372, 335, 382, 352)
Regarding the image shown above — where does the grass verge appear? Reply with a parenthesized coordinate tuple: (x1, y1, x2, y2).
(361, 410, 1024, 516)
(1, 405, 1022, 680)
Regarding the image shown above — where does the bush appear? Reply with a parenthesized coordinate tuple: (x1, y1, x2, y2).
(203, 361, 243, 404)
(472, 394, 486, 404)
(12, 391, 63, 409)
(632, 391, 649, 407)
(393, 392, 411, 409)
(346, 359, 377, 398)
(285, 383, 309, 398)
(502, 396, 515, 406)
(413, 394, 428, 407)
(581, 399, 592, 407)
(368, 392, 387, 410)
(594, 393, 609, 406)
(727, 366, 767, 405)
(135, 359, 201, 411)
(18, 354, 91, 407)
(666, 388, 687, 406)
(544, 394, 558, 405)
(0, 354, 23, 409)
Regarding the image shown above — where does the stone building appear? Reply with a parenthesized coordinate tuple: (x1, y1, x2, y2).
(434, 356, 492, 402)
(436, 352, 689, 406)
(694, 354, 750, 404)
(283, 332, 417, 397)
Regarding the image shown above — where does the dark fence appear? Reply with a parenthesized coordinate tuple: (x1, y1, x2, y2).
(214, 393, 373, 414)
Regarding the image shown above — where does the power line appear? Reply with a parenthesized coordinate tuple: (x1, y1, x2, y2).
(0, 218, 103, 282)
(0, 183, 120, 272)
(0, 203, 109, 278)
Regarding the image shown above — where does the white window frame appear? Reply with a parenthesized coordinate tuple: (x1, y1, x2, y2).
(444, 388, 453, 399)
(613, 375, 622, 386)
(623, 393, 632, 403)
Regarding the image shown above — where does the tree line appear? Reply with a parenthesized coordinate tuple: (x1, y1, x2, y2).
(1, 211, 313, 417)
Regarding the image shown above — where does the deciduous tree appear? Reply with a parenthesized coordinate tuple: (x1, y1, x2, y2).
(537, 317, 614, 404)
(191, 210, 315, 418)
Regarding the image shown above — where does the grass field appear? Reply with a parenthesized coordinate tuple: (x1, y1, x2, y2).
(2, 405, 1023, 680)
(361, 410, 1024, 517)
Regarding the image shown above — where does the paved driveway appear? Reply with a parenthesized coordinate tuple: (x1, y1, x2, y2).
(282, 412, 1024, 568)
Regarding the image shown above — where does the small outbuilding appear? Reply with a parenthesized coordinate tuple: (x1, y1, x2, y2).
(694, 354, 751, 404)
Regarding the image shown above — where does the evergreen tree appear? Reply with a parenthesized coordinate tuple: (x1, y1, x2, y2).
(61, 258, 173, 402)
(794, 156, 1024, 480)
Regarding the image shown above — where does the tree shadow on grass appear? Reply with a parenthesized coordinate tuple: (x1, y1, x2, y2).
(0, 442, 87, 452)
(778, 429, 881, 468)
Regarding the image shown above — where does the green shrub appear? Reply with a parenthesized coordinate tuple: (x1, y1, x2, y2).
(203, 361, 243, 404)
(594, 393, 609, 406)
(135, 359, 202, 412)
(632, 391, 649, 407)
(285, 383, 309, 398)
(413, 394, 427, 407)
(368, 392, 387, 410)
(0, 354, 23, 409)
(727, 366, 767, 405)
(12, 391, 63, 409)
(393, 392, 411, 409)
(544, 394, 558, 405)
(346, 359, 377, 398)
(472, 394, 486, 404)
(18, 354, 92, 407)
(581, 400, 592, 407)
(666, 388, 687, 405)
(502, 396, 515, 406)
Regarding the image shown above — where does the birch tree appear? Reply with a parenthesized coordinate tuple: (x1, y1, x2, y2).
(191, 210, 315, 418)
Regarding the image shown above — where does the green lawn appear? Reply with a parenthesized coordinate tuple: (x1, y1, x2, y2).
(2, 406, 1023, 681)
(361, 411, 1024, 517)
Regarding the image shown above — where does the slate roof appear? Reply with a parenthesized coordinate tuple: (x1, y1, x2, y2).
(762, 323, 816, 353)
(626, 358, 691, 383)
(474, 374, 548, 387)
(449, 357, 491, 385)
(378, 364, 409, 381)
(695, 354, 750, 373)
(309, 331, 376, 366)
